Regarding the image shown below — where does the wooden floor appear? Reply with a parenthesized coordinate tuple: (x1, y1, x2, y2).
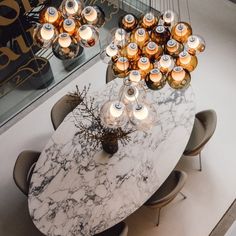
(210, 200, 236, 236)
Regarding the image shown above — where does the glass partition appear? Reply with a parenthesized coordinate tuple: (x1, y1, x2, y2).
(0, 0, 150, 128)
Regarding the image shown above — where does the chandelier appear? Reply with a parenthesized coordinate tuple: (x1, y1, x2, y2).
(100, 0, 206, 130)
(33, 0, 105, 60)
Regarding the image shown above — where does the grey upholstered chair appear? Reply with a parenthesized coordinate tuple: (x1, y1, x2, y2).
(106, 64, 116, 84)
(51, 94, 82, 130)
(183, 109, 217, 171)
(94, 221, 128, 236)
(144, 170, 187, 226)
(13, 150, 41, 196)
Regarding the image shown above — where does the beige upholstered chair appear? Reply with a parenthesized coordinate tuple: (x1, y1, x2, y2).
(13, 150, 41, 196)
(94, 221, 128, 236)
(106, 64, 116, 84)
(144, 170, 187, 226)
(51, 94, 82, 130)
(184, 109, 217, 171)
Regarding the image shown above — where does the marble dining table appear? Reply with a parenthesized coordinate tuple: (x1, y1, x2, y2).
(28, 78, 195, 236)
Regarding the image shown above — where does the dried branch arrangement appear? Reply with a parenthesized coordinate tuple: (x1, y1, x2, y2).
(68, 85, 135, 153)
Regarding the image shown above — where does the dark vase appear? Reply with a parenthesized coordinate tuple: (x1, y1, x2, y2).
(102, 138, 118, 155)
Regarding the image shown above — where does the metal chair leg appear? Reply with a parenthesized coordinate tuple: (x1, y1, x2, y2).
(179, 191, 187, 200)
(199, 152, 202, 171)
(155, 208, 161, 227)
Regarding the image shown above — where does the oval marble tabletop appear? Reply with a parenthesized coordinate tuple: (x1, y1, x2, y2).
(28, 79, 195, 236)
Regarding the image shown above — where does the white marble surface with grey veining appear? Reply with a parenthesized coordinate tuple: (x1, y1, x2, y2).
(28, 79, 195, 236)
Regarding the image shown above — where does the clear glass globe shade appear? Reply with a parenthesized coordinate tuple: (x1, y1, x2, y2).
(100, 100, 128, 128)
(58, 33, 72, 48)
(40, 23, 55, 40)
(128, 102, 157, 130)
(129, 70, 141, 83)
(82, 6, 98, 22)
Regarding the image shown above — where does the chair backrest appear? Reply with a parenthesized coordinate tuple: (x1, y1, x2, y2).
(145, 170, 187, 207)
(94, 222, 128, 236)
(51, 94, 82, 130)
(186, 109, 217, 155)
(13, 151, 40, 196)
(106, 64, 116, 84)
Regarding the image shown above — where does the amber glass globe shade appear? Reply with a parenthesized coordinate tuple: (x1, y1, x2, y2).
(176, 50, 198, 72)
(119, 14, 138, 32)
(171, 22, 192, 43)
(142, 41, 163, 61)
(121, 42, 141, 62)
(139, 12, 158, 30)
(39, 7, 61, 26)
(130, 28, 149, 47)
(167, 66, 191, 89)
(112, 57, 130, 78)
(137, 57, 153, 78)
(151, 25, 171, 45)
(145, 68, 166, 90)
(166, 39, 184, 58)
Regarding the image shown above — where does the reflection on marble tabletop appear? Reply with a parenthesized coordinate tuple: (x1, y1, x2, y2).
(28, 79, 195, 236)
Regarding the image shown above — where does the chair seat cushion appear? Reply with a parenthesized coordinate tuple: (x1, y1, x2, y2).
(145, 172, 178, 204)
(184, 117, 206, 154)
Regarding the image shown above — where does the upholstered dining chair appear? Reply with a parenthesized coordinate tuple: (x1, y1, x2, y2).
(183, 109, 217, 171)
(94, 221, 128, 236)
(144, 170, 187, 226)
(51, 94, 82, 130)
(106, 64, 116, 84)
(13, 150, 41, 196)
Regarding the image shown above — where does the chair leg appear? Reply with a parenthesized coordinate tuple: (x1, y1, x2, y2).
(199, 152, 202, 171)
(155, 208, 161, 227)
(179, 191, 187, 200)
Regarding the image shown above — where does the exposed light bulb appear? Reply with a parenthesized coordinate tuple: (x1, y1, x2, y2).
(40, 23, 55, 40)
(127, 43, 138, 56)
(100, 100, 128, 128)
(65, 0, 79, 15)
(116, 57, 129, 71)
(163, 10, 177, 24)
(138, 57, 150, 71)
(186, 35, 206, 55)
(177, 50, 198, 72)
(133, 105, 149, 120)
(106, 43, 118, 57)
(124, 86, 139, 102)
(45, 7, 59, 23)
(149, 69, 162, 83)
(171, 66, 186, 81)
(83, 6, 98, 22)
(179, 51, 192, 64)
(115, 28, 126, 41)
(58, 33, 72, 48)
(110, 102, 124, 118)
(79, 25, 93, 40)
(171, 22, 192, 43)
(125, 14, 135, 23)
(188, 35, 200, 48)
(160, 55, 173, 68)
(63, 18, 76, 33)
(144, 12, 155, 23)
(129, 70, 141, 83)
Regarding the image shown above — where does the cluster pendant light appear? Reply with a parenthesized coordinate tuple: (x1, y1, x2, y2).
(100, 0, 206, 130)
(34, 0, 105, 60)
